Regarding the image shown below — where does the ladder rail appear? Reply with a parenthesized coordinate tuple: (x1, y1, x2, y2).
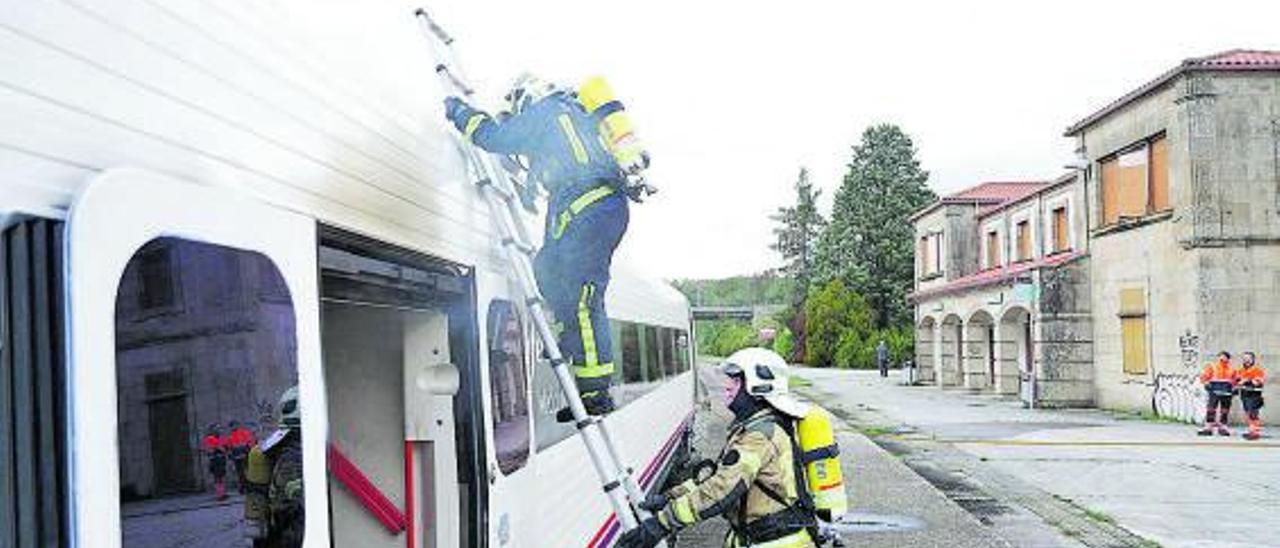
(413, 7, 663, 538)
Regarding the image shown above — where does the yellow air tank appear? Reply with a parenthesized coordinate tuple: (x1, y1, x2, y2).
(797, 405, 848, 520)
(577, 76, 649, 174)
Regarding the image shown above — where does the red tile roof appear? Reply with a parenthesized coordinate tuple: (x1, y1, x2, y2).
(1066, 49, 1280, 135)
(911, 250, 1087, 302)
(912, 181, 1051, 220)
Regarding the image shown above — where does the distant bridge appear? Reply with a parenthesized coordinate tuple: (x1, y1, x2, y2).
(691, 304, 786, 323)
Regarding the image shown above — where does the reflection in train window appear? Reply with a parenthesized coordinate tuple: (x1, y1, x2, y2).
(620, 321, 643, 383)
(115, 238, 302, 548)
(675, 330, 691, 373)
(488, 301, 530, 475)
(642, 325, 661, 382)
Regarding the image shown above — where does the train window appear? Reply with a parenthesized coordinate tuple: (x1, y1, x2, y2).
(675, 330, 690, 373)
(487, 301, 530, 475)
(642, 325, 661, 382)
(115, 238, 302, 548)
(621, 321, 643, 383)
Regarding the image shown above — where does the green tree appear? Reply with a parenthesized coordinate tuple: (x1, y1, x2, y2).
(816, 124, 936, 329)
(771, 168, 825, 362)
(804, 280, 874, 368)
(771, 168, 825, 304)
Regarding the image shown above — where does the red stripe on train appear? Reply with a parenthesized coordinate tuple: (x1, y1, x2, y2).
(585, 413, 693, 548)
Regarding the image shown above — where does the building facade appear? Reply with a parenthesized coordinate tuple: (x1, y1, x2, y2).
(911, 178, 1094, 407)
(1067, 49, 1280, 423)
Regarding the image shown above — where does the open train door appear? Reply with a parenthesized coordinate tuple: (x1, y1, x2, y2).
(66, 168, 329, 547)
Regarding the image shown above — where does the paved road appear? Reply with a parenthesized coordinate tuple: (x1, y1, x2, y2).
(680, 364, 1009, 547)
(792, 368, 1280, 548)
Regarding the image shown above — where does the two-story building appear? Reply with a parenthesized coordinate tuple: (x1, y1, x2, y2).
(1067, 49, 1280, 423)
(911, 178, 1094, 407)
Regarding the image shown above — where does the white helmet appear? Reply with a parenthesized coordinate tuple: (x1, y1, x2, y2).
(279, 385, 300, 428)
(722, 348, 810, 418)
(505, 72, 558, 115)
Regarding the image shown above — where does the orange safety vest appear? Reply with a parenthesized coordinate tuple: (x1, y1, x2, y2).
(1239, 364, 1266, 387)
(1199, 361, 1237, 384)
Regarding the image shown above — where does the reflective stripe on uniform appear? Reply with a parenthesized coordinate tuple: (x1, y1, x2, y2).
(672, 495, 698, 525)
(463, 114, 487, 139)
(738, 449, 763, 477)
(553, 186, 614, 239)
(573, 283, 614, 381)
(557, 113, 590, 164)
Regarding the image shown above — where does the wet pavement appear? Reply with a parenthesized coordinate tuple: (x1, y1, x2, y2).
(679, 363, 1009, 547)
(794, 368, 1280, 548)
(122, 491, 249, 548)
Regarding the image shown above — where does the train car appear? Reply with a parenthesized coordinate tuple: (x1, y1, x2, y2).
(0, 1, 696, 547)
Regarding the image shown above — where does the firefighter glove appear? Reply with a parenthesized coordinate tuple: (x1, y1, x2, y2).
(616, 517, 669, 548)
(638, 492, 668, 513)
(443, 96, 474, 130)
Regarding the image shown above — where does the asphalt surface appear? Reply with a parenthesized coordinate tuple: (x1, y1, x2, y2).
(793, 367, 1280, 548)
(678, 364, 1010, 547)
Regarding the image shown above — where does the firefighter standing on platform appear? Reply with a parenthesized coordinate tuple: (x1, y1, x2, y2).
(620, 348, 819, 548)
(444, 74, 631, 420)
(1198, 351, 1239, 436)
(1238, 351, 1266, 441)
(244, 386, 305, 548)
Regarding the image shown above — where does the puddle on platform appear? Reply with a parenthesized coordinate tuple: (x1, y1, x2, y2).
(829, 512, 925, 534)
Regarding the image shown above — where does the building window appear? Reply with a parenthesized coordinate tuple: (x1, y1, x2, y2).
(1015, 220, 1031, 262)
(919, 232, 943, 278)
(137, 243, 176, 311)
(1051, 207, 1070, 253)
(985, 230, 1001, 269)
(1100, 133, 1169, 226)
(1119, 288, 1148, 375)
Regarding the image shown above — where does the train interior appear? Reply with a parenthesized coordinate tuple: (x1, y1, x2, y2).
(318, 226, 485, 548)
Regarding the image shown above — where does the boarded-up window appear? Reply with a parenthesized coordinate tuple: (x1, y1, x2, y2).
(1149, 136, 1170, 212)
(919, 236, 930, 277)
(1099, 134, 1169, 226)
(1052, 207, 1069, 253)
(1015, 220, 1031, 262)
(1119, 288, 1148, 374)
(985, 231, 1000, 269)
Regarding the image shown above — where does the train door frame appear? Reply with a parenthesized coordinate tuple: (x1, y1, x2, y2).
(317, 225, 488, 548)
(65, 168, 331, 547)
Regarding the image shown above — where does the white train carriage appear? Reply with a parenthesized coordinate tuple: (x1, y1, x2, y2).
(0, 1, 696, 547)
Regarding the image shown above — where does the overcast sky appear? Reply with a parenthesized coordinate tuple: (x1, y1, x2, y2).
(429, 1, 1280, 280)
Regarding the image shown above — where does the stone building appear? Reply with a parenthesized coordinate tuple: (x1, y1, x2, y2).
(911, 177, 1094, 407)
(115, 238, 298, 499)
(1066, 49, 1280, 423)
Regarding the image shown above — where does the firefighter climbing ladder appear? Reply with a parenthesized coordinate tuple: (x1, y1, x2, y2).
(413, 8, 658, 539)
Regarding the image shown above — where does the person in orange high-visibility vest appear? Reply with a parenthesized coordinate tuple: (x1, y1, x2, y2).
(1238, 351, 1266, 441)
(1198, 351, 1239, 436)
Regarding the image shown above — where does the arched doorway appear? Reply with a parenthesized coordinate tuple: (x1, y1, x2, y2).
(917, 317, 938, 384)
(999, 307, 1034, 402)
(939, 314, 963, 387)
(965, 310, 996, 391)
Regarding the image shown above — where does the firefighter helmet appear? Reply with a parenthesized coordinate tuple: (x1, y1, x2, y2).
(279, 386, 300, 428)
(722, 348, 810, 418)
(505, 72, 558, 115)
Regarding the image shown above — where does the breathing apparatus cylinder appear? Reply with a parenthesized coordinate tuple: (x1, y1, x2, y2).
(797, 406, 848, 520)
(577, 76, 649, 175)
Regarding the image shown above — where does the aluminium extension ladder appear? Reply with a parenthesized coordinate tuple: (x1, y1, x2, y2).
(413, 8, 660, 541)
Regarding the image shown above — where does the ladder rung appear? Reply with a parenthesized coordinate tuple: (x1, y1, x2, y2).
(575, 418, 594, 430)
(603, 480, 622, 493)
(499, 237, 535, 255)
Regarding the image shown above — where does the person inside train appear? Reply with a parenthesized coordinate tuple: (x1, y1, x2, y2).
(443, 74, 629, 420)
(620, 349, 821, 548)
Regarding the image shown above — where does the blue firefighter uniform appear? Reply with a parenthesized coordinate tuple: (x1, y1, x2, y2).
(445, 92, 628, 415)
